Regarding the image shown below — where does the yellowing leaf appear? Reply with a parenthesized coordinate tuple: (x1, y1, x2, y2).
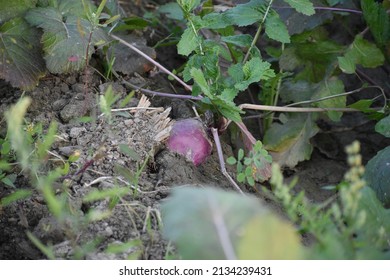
(238, 216, 303, 259)
(264, 114, 319, 168)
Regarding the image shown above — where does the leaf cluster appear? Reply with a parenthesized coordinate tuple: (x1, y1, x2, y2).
(227, 141, 272, 186)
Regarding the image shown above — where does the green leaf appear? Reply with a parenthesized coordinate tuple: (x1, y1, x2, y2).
(200, 12, 231, 29)
(283, 0, 315, 16)
(0, 18, 46, 89)
(229, 57, 275, 91)
(338, 35, 385, 74)
(361, 0, 390, 49)
(159, 2, 184, 20)
(265, 11, 290, 43)
(177, 0, 201, 13)
(337, 56, 355, 74)
(225, 0, 267, 26)
(312, 77, 345, 122)
(183, 50, 220, 82)
(221, 34, 253, 48)
(161, 186, 303, 259)
(25, 7, 109, 74)
(190, 68, 211, 95)
(0, 0, 37, 23)
(177, 26, 198, 56)
(226, 157, 237, 165)
(83, 187, 130, 203)
(264, 113, 319, 168)
(364, 146, 390, 207)
(0, 189, 32, 207)
(237, 173, 246, 182)
(213, 95, 243, 122)
(114, 16, 148, 31)
(280, 33, 343, 82)
(357, 187, 390, 247)
(375, 115, 390, 138)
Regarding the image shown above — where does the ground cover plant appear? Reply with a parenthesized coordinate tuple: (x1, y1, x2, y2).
(0, 0, 389, 259)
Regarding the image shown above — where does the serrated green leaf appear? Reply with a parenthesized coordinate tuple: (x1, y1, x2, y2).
(177, 26, 198, 56)
(190, 67, 210, 95)
(221, 34, 253, 47)
(0, 18, 46, 89)
(375, 115, 390, 138)
(264, 113, 319, 168)
(338, 35, 385, 74)
(220, 88, 238, 102)
(161, 186, 303, 259)
(229, 57, 275, 91)
(183, 51, 220, 82)
(265, 11, 290, 43)
(225, 0, 267, 26)
(361, 0, 390, 49)
(25, 7, 108, 74)
(283, 0, 315, 16)
(177, 0, 201, 13)
(213, 96, 243, 122)
(0, 0, 37, 23)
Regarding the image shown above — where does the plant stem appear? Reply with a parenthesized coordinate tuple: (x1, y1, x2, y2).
(273, 6, 363, 14)
(239, 103, 360, 112)
(121, 79, 202, 100)
(110, 34, 193, 92)
(243, 0, 274, 63)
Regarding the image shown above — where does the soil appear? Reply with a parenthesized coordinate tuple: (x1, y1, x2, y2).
(1, 1, 390, 260)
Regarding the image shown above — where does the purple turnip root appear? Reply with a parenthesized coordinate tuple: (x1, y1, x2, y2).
(167, 119, 212, 166)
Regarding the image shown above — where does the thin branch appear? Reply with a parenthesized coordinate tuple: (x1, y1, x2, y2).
(211, 128, 244, 195)
(273, 6, 363, 14)
(110, 34, 192, 92)
(239, 103, 360, 112)
(121, 79, 202, 100)
(286, 85, 386, 108)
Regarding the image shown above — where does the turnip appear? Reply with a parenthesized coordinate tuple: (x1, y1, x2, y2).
(167, 119, 212, 166)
